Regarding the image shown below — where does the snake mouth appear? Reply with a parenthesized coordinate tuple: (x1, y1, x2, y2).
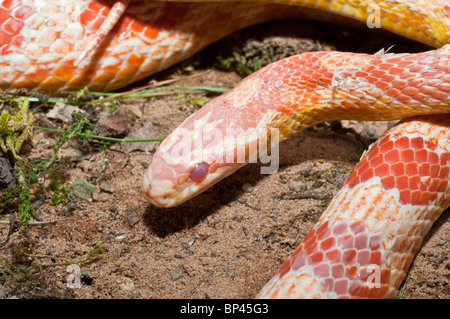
(143, 159, 249, 208)
(142, 169, 178, 208)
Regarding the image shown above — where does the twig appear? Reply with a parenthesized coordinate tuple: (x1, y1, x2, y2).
(95, 70, 212, 102)
(33, 126, 163, 143)
(0, 219, 64, 225)
(21, 241, 104, 266)
(275, 192, 332, 201)
(236, 199, 260, 211)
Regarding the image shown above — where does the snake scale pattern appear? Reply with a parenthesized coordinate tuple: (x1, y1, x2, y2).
(1, 0, 449, 298)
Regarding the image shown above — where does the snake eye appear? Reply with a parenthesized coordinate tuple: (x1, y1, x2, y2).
(190, 162, 209, 182)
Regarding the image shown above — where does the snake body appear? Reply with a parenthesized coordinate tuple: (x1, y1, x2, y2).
(144, 46, 450, 207)
(1, 0, 450, 298)
(257, 115, 450, 298)
(143, 43, 450, 298)
(0, 0, 449, 94)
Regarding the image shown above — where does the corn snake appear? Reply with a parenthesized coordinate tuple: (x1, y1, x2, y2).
(1, 0, 449, 298)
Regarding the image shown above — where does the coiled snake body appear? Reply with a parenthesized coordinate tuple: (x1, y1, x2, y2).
(1, 0, 449, 298)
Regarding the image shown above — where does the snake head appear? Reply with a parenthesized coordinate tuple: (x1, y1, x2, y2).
(143, 75, 280, 207)
(143, 97, 247, 207)
(143, 150, 247, 208)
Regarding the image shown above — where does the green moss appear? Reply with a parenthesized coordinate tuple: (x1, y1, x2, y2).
(0, 256, 31, 283)
(0, 98, 33, 159)
(48, 171, 70, 206)
(0, 110, 92, 225)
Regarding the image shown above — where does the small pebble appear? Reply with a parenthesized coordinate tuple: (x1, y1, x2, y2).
(181, 239, 195, 250)
(118, 277, 135, 291)
(242, 183, 254, 193)
(126, 210, 140, 227)
(92, 189, 100, 202)
(46, 103, 90, 123)
(67, 202, 78, 212)
(366, 127, 376, 137)
(114, 233, 127, 241)
(0, 157, 15, 187)
(170, 265, 186, 281)
(99, 181, 115, 193)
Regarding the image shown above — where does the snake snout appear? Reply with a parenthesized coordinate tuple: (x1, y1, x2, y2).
(142, 160, 179, 208)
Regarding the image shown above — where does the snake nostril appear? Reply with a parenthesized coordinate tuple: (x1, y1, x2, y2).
(189, 162, 209, 182)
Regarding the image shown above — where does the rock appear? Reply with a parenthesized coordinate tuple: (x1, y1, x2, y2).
(242, 183, 254, 193)
(114, 233, 127, 241)
(97, 106, 129, 137)
(67, 202, 78, 212)
(121, 121, 160, 153)
(99, 181, 115, 193)
(170, 265, 186, 281)
(118, 277, 135, 291)
(0, 156, 15, 188)
(58, 148, 83, 160)
(341, 120, 398, 140)
(181, 238, 195, 250)
(92, 189, 100, 202)
(46, 103, 90, 124)
(126, 210, 140, 227)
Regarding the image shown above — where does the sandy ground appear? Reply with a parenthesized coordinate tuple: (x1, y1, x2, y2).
(0, 19, 448, 299)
